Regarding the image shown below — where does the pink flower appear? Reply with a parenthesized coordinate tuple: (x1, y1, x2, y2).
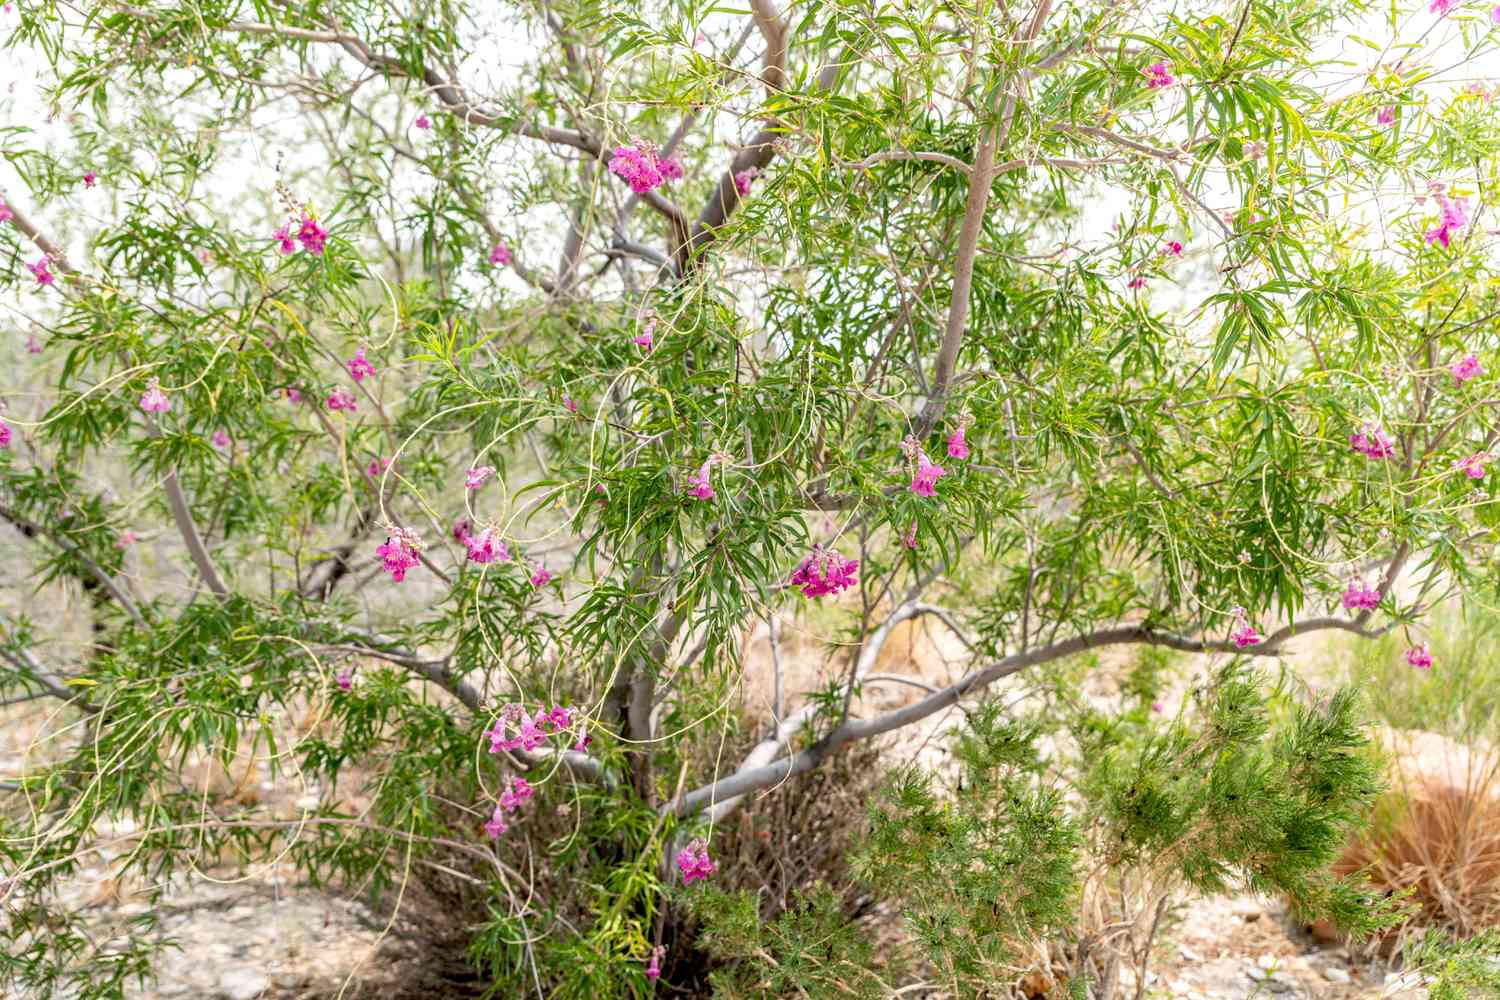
(211, 430, 230, 450)
(1228, 606, 1262, 648)
(366, 457, 390, 479)
(902, 520, 918, 550)
(336, 664, 355, 692)
(139, 379, 170, 413)
(82, 172, 96, 188)
(376, 528, 421, 582)
(498, 777, 533, 812)
(466, 465, 496, 490)
(563, 395, 578, 414)
(0, 419, 10, 448)
(273, 223, 296, 255)
(633, 317, 656, 351)
(1349, 422, 1395, 460)
(1425, 194, 1469, 248)
(346, 346, 376, 383)
(1151, 701, 1164, 713)
(789, 546, 860, 598)
(326, 389, 358, 412)
(1406, 644, 1434, 670)
(453, 518, 473, 542)
(464, 527, 510, 565)
(1431, 0, 1457, 14)
(284, 387, 303, 403)
(1143, 62, 1174, 89)
(489, 242, 512, 266)
(296, 214, 328, 255)
(609, 143, 669, 194)
(1452, 353, 1483, 384)
(910, 452, 946, 497)
(1377, 105, 1396, 125)
(659, 156, 684, 182)
(25, 336, 41, 354)
(1342, 580, 1381, 611)
(676, 838, 715, 884)
(483, 806, 509, 839)
(1164, 240, 1184, 257)
(645, 946, 666, 981)
(530, 564, 552, 588)
(0, 201, 11, 223)
(415, 114, 431, 130)
(1127, 274, 1147, 290)
(27, 257, 54, 286)
(1493, 3, 1500, 23)
(1459, 453, 1488, 479)
(946, 426, 969, 460)
(734, 168, 758, 196)
(686, 460, 715, 500)
(116, 531, 137, 549)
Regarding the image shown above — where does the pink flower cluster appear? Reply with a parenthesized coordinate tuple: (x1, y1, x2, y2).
(327, 389, 357, 412)
(609, 143, 682, 195)
(530, 563, 552, 588)
(83, 171, 97, 188)
(212, 430, 231, 450)
(1342, 580, 1381, 611)
(346, 347, 376, 382)
(484, 777, 534, 839)
(28, 257, 55, 286)
(0, 418, 11, 449)
(366, 457, 391, 479)
(734, 168, 758, 196)
(336, 664, 355, 692)
(686, 460, 715, 500)
(1143, 62, 1174, 89)
(634, 316, 657, 351)
(376, 527, 421, 582)
(1229, 606, 1262, 648)
(1406, 644, 1434, 670)
(947, 426, 969, 460)
(455, 522, 509, 565)
(676, 838, 715, 884)
(1431, 0, 1457, 13)
(274, 214, 328, 256)
(1452, 353, 1483, 384)
(1425, 194, 1468, 249)
(486, 703, 583, 754)
(489, 242, 512, 266)
(1377, 106, 1396, 126)
(789, 546, 859, 598)
(1349, 423, 1394, 460)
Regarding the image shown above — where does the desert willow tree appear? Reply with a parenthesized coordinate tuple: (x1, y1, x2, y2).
(1, 0, 1499, 994)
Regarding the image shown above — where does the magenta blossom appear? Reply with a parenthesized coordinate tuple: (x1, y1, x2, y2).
(1431, 0, 1457, 13)
(27, 257, 55, 286)
(1164, 240, 1183, 257)
(466, 465, 496, 490)
(1127, 274, 1147, 290)
(609, 143, 672, 195)
(1452, 353, 1483, 384)
(1425, 194, 1469, 248)
(1406, 644, 1434, 670)
(326, 389, 357, 412)
(273, 223, 296, 255)
(1151, 701, 1164, 714)
(1493, 4, 1500, 24)
(910, 451, 946, 497)
(82, 171, 97, 188)
(0, 201, 11, 223)
(563, 395, 578, 414)
(376, 530, 421, 582)
(1342, 580, 1381, 611)
(116, 531, 137, 549)
(1459, 453, 1488, 479)
(1377, 106, 1396, 125)
(1143, 61, 1174, 89)
(633, 317, 657, 351)
(903, 520, 918, 550)
(336, 664, 354, 692)
(498, 777, 534, 812)
(645, 946, 666, 981)
(0, 419, 10, 448)
(1349, 422, 1395, 460)
(686, 460, 715, 500)
(139, 379, 170, 414)
(464, 527, 510, 565)
(734, 168, 758, 196)
(366, 457, 391, 479)
(947, 426, 970, 460)
(659, 156, 684, 182)
(483, 805, 508, 839)
(1228, 606, 1262, 648)
(489, 242, 512, 266)
(676, 838, 715, 884)
(211, 430, 230, 450)
(346, 346, 376, 382)
(25, 335, 41, 354)
(284, 387, 303, 403)
(297, 214, 328, 255)
(789, 546, 859, 598)
(530, 564, 552, 588)
(415, 114, 431, 130)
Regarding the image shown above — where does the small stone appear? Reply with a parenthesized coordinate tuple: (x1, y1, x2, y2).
(1179, 944, 1203, 963)
(1323, 966, 1351, 985)
(217, 968, 269, 1000)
